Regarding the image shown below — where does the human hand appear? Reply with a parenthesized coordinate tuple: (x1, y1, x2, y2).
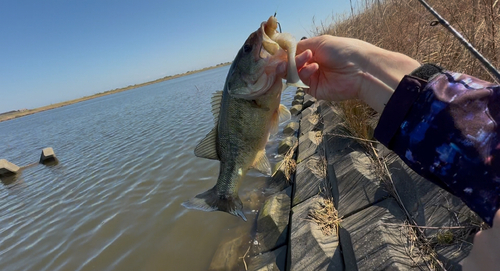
(295, 35, 419, 112)
(295, 35, 371, 101)
(462, 209, 500, 271)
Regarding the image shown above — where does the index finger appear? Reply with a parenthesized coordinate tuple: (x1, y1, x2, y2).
(296, 35, 324, 55)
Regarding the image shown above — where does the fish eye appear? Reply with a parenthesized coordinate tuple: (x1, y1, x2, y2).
(243, 44, 252, 53)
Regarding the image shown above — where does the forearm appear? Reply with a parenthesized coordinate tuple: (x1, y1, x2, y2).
(374, 69, 500, 226)
(357, 46, 420, 113)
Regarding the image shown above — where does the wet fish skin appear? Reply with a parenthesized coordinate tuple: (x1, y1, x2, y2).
(182, 17, 294, 221)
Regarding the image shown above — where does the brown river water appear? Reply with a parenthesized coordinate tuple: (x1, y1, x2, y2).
(0, 65, 296, 270)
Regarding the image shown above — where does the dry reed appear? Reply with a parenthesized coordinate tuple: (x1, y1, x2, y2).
(273, 140, 298, 183)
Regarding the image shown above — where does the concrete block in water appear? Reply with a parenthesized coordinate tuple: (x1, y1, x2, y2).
(295, 92, 305, 98)
(0, 159, 20, 177)
(252, 187, 291, 255)
(292, 98, 304, 106)
(248, 245, 287, 271)
(341, 198, 425, 270)
(278, 136, 297, 155)
(290, 104, 303, 116)
(40, 147, 58, 165)
(209, 235, 246, 271)
(290, 195, 343, 271)
(283, 121, 299, 136)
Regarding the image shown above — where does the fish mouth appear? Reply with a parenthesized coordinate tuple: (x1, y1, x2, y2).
(231, 19, 285, 99)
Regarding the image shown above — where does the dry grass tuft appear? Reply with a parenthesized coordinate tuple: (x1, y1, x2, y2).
(332, 100, 377, 151)
(308, 197, 342, 236)
(274, 140, 298, 183)
(307, 156, 327, 179)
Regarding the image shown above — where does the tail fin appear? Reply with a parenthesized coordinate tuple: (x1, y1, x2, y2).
(181, 187, 247, 221)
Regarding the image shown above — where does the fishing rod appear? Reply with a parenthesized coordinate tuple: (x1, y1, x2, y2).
(417, 0, 500, 83)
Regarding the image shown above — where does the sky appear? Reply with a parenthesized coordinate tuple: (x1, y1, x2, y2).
(0, 0, 351, 112)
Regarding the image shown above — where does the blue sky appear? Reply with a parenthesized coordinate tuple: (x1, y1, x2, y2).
(0, 0, 351, 112)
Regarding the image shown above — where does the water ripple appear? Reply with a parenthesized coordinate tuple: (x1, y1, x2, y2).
(0, 66, 298, 271)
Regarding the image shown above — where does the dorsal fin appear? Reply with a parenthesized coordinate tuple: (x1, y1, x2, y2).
(210, 91, 223, 124)
(279, 104, 291, 123)
(252, 149, 271, 175)
(194, 127, 219, 160)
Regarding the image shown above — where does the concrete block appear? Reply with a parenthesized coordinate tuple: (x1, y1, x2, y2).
(323, 133, 364, 164)
(40, 147, 58, 165)
(252, 187, 291, 255)
(278, 136, 298, 155)
(302, 94, 317, 110)
(299, 104, 318, 120)
(386, 159, 475, 266)
(435, 243, 472, 271)
(290, 104, 303, 116)
(293, 154, 330, 207)
(292, 98, 304, 106)
(297, 130, 323, 163)
(268, 160, 293, 192)
(248, 245, 287, 271)
(299, 111, 321, 136)
(319, 102, 344, 135)
(0, 159, 20, 177)
(341, 198, 425, 270)
(332, 151, 389, 217)
(290, 195, 343, 271)
(395, 161, 474, 234)
(283, 121, 299, 136)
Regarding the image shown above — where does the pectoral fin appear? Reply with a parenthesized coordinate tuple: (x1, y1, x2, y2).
(194, 127, 219, 160)
(279, 104, 291, 123)
(252, 149, 271, 175)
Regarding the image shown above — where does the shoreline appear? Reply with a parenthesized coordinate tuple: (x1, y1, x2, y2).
(0, 62, 231, 123)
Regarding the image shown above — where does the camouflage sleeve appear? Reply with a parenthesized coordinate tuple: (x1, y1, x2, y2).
(374, 70, 500, 226)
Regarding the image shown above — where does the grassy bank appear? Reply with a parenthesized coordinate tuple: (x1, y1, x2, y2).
(315, 0, 499, 81)
(0, 62, 231, 123)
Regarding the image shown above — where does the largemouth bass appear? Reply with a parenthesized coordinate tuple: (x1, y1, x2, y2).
(182, 16, 307, 221)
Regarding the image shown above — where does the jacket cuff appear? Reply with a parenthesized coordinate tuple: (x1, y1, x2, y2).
(374, 75, 427, 147)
